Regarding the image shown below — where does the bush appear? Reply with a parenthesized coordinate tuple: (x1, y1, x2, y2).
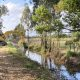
(77, 52, 80, 56)
(7, 41, 13, 47)
(18, 38, 26, 46)
(23, 42, 28, 49)
(67, 51, 77, 57)
(65, 40, 73, 45)
(29, 44, 41, 53)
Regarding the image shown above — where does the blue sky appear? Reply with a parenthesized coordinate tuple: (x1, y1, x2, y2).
(0, 0, 36, 36)
(0, 0, 32, 5)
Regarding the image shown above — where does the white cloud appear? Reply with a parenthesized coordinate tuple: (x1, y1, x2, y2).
(1, 1, 34, 36)
(2, 2, 23, 32)
(6, 2, 17, 11)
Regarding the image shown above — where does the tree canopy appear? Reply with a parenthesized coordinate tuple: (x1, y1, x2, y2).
(0, 5, 8, 17)
(55, 0, 80, 13)
(21, 5, 31, 29)
(33, 0, 60, 7)
(0, 5, 8, 29)
(32, 5, 52, 34)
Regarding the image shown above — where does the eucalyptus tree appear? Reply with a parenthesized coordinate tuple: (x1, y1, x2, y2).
(21, 4, 31, 28)
(21, 4, 31, 53)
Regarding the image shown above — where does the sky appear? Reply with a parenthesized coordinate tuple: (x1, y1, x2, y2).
(0, 0, 37, 36)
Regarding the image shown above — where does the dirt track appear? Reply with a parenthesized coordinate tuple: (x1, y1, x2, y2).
(0, 51, 36, 80)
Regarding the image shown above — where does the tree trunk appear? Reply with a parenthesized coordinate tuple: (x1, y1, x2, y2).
(44, 32, 47, 52)
(41, 34, 44, 47)
(41, 31, 48, 67)
(49, 32, 52, 52)
(70, 44, 71, 51)
(49, 57, 52, 69)
(27, 29, 29, 56)
(57, 31, 60, 53)
(73, 43, 75, 52)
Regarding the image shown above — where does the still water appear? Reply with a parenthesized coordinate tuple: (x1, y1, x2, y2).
(26, 51, 80, 80)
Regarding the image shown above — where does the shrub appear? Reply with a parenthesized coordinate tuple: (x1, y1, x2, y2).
(77, 52, 80, 56)
(23, 42, 28, 49)
(67, 51, 77, 57)
(65, 40, 73, 45)
(29, 44, 41, 53)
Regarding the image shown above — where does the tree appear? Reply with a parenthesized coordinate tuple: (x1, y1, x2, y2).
(0, 5, 8, 29)
(0, 5, 8, 17)
(55, 0, 80, 13)
(21, 5, 31, 28)
(21, 4, 31, 54)
(32, 5, 52, 67)
(54, 0, 80, 33)
(52, 18, 64, 53)
(32, 5, 52, 48)
(0, 5, 8, 43)
(33, 0, 60, 7)
(62, 12, 80, 52)
(14, 24, 25, 37)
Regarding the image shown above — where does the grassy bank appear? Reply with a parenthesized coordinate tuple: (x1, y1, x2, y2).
(0, 45, 56, 80)
(13, 53, 56, 80)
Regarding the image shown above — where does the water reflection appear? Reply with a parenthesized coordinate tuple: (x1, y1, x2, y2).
(26, 51, 80, 80)
(26, 51, 42, 64)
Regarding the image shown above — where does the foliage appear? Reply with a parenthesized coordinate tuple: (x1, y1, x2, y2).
(5, 24, 25, 41)
(32, 5, 51, 23)
(29, 43, 41, 53)
(35, 23, 51, 34)
(55, 0, 80, 13)
(65, 40, 73, 45)
(33, 0, 60, 7)
(4, 31, 13, 36)
(0, 5, 8, 41)
(14, 24, 25, 37)
(21, 4, 31, 28)
(32, 5, 52, 33)
(0, 5, 8, 17)
(0, 5, 8, 29)
(67, 51, 77, 57)
(23, 42, 28, 49)
(0, 36, 5, 41)
(72, 32, 80, 41)
(63, 13, 80, 30)
(18, 38, 26, 46)
(52, 18, 64, 32)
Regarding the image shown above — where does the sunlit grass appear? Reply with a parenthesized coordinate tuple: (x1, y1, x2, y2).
(0, 45, 18, 54)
